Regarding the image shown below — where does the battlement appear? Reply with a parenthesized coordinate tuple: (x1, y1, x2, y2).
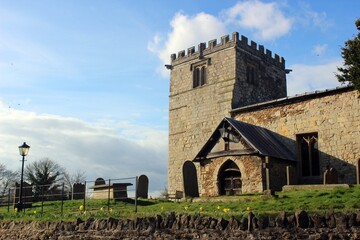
(170, 32, 285, 68)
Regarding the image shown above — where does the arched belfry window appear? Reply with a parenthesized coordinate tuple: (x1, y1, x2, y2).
(191, 58, 210, 89)
(246, 65, 257, 84)
(193, 68, 200, 88)
(193, 65, 206, 88)
(218, 160, 242, 196)
(200, 66, 206, 85)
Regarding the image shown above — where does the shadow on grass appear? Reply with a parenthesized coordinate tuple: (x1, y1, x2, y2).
(116, 198, 156, 206)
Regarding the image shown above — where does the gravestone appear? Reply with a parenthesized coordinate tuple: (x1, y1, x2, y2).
(286, 165, 297, 185)
(14, 182, 33, 209)
(323, 168, 338, 184)
(72, 183, 85, 200)
(137, 175, 149, 198)
(95, 178, 106, 185)
(182, 161, 199, 198)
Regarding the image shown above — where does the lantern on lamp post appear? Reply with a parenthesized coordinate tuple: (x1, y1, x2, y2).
(18, 142, 30, 211)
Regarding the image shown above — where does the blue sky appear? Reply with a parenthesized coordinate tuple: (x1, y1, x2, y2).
(0, 0, 359, 195)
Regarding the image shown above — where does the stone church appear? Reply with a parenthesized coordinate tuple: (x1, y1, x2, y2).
(167, 32, 359, 197)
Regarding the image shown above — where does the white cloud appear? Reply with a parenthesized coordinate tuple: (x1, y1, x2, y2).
(224, 0, 293, 40)
(298, 2, 331, 31)
(0, 101, 168, 195)
(312, 44, 328, 56)
(148, 1, 294, 77)
(287, 59, 344, 95)
(148, 12, 227, 77)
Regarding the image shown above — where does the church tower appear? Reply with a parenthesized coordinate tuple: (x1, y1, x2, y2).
(168, 32, 287, 195)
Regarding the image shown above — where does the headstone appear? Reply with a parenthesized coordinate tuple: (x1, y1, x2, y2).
(95, 177, 106, 186)
(182, 161, 199, 198)
(14, 182, 33, 209)
(323, 167, 338, 184)
(72, 183, 85, 200)
(137, 175, 149, 198)
(265, 156, 270, 190)
(113, 183, 132, 199)
(286, 165, 297, 185)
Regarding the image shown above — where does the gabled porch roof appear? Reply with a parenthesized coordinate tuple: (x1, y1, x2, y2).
(193, 117, 296, 162)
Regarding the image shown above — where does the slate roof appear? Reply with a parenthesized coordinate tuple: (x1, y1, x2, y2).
(193, 117, 296, 162)
(231, 85, 354, 114)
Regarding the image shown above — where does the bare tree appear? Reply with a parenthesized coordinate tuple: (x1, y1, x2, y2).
(63, 170, 86, 197)
(25, 158, 65, 201)
(0, 163, 19, 198)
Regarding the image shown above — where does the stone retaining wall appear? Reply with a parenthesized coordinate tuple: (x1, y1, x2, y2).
(1, 211, 360, 239)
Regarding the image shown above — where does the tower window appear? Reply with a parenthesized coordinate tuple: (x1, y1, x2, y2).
(246, 65, 257, 84)
(193, 65, 206, 88)
(297, 133, 320, 177)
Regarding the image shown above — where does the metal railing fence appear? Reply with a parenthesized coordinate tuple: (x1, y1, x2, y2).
(0, 176, 138, 216)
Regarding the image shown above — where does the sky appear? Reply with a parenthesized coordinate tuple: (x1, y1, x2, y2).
(0, 0, 359, 196)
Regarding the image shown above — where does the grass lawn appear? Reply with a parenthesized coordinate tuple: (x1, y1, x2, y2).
(1, 185, 359, 222)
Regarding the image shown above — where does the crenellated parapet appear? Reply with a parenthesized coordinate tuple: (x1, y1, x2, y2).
(170, 32, 285, 68)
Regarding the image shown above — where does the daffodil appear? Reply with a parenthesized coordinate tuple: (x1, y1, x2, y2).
(246, 207, 251, 211)
(109, 208, 113, 213)
(199, 207, 204, 212)
(223, 208, 230, 213)
(33, 210, 37, 214)
(14, 208, 18, 212)
(79, 205, 84, 211)
(100, 207, 104, 211)
(184, 206, 189, 211)
(216, 205, 221, 210)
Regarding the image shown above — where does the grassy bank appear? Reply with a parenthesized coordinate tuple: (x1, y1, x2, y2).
(1, 185, 359, 221)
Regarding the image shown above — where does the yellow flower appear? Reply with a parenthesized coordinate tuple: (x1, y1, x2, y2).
(83, 211, 87, 215)
(199, 207, 204, 212)
(33, 210, 37, 214)
(161, 206, 164, 211)
(14, 208, 18, 212)
(100, 207, 104, 211)
(223, 208, 230, 213)
(184, 206, 189, 211)
(246, 207, 251, 211)
(109, 208, 113, 213)
(216, 205, 221, 210)
(79, 205, 84, 211)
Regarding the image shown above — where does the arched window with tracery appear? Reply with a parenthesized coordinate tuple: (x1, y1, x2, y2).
(297, 133, 320, 176)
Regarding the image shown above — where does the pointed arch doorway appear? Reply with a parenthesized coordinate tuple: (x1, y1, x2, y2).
(218, 160, 242, 195)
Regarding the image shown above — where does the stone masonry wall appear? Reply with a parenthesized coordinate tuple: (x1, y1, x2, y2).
(233, 89, 360, 184)
(269, 159, 295, 191)
(199, 156, 264, 196)
(168, 40, 237, 194)
(233, 35, 286, 109)
(1, 211, 360, 239)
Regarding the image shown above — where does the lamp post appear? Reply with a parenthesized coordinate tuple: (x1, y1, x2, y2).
(18, 142, 30, 211)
